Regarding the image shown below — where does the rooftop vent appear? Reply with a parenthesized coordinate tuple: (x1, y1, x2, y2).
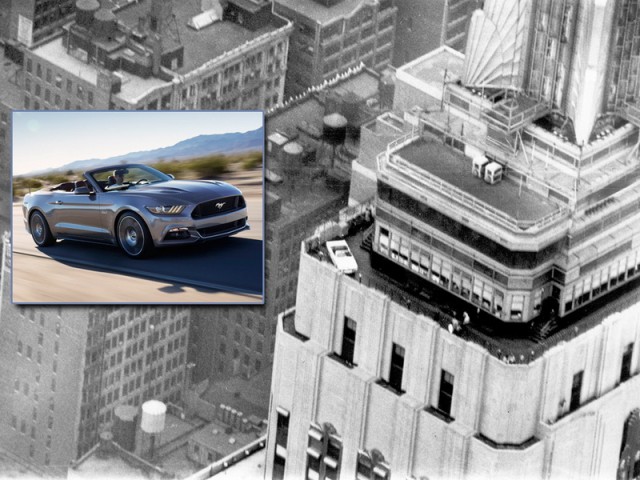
(188, 0, 223, 31)
(484, 162, 503, 185)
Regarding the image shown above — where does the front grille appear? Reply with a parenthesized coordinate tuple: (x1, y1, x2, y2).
(197, 217, 247, 237)
(191, 195, 245, 219)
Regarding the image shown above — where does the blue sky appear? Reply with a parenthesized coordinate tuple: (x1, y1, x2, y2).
(12, 111, 263, 175)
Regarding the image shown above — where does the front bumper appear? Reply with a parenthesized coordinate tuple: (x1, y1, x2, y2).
(146, 207, 250, 247)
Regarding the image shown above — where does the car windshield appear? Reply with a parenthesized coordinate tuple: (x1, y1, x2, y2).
(88, 165, 171, 192)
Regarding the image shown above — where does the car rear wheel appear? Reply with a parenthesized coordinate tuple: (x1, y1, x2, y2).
(116, 212, 153, 258)
(29, 211, 56, 247)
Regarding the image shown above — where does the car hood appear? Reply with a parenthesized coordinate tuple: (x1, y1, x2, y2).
(114, 180, 242, 204)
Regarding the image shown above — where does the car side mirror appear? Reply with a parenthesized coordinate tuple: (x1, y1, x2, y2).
(168, 174, 175, 179)
(74, 186, 91, 195)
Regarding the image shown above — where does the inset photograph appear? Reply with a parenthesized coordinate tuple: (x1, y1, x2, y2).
(12, 110, 264, 304)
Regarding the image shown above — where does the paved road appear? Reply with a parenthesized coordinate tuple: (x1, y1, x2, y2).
(11, 184, 263, 303)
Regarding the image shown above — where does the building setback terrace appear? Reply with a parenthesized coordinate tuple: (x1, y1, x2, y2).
(385, 137, 567, 232)
(305, 215, 640, 365)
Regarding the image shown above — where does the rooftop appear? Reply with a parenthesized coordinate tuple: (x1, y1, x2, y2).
(31, 36, 168, 104)
(307, 214, 640, 364)
(191, 423, 259, 457)
(275, 0, 378, 25)
(69, 453, 154, 480)
(397, 46, 465, 93)
(202, 367, 272, 420)
(32, 37, 99, 85)
(115, 0, 281, 74)
(331, 70, 380, 100)
(393, 137, 561, 223)
(70, 439, 169, 480)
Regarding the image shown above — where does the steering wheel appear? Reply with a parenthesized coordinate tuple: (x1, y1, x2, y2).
(133, 178, 149, 185)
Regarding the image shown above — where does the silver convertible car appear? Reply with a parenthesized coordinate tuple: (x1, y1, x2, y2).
(22, 164, 249, 258)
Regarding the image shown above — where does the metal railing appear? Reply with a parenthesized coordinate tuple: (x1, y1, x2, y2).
(481, 99, 551, 133)
(183, 435, 267, 480)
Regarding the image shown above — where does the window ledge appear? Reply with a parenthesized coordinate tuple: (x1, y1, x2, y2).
(328, 353, 357, 369)
(425, 406, 454, 423)
(475, 433, 538, 450)
(281, 311, 309, 342)
(375, 378, 404, 396)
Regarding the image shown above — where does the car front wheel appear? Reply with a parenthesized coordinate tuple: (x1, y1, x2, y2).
(30, 211, 56, 247)
(116, 212, 153, 258)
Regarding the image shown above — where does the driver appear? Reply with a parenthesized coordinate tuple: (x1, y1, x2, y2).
(114, 168, 126, 185)
(106, 168, 128, 190)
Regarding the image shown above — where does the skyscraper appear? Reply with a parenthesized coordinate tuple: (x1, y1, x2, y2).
(265, 0, 640, 478)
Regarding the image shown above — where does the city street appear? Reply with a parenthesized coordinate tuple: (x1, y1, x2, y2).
(11, 182, 263, 303)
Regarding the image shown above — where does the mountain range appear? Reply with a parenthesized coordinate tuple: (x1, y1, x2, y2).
(25, 128, 263, 176)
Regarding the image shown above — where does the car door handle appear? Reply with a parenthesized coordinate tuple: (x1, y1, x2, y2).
(53, 200, 64, 205)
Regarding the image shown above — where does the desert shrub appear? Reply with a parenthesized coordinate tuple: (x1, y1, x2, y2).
(241, 151, 262, 170)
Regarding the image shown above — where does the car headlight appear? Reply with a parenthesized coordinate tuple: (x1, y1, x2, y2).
(145, 205, 186, 215)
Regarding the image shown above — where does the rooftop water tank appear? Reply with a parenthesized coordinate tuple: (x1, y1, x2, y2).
(141, 400, 166, 434)
(323, 113, 347, 146)
(341, 91, 362, 125)
(283, 141, 303, 166)
(93, 8, 116, 39)
(75, 0, 100, 29)
(113, 405, 138, 452)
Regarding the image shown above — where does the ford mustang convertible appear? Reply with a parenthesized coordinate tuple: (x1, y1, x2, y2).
(22, 164, 249, 258)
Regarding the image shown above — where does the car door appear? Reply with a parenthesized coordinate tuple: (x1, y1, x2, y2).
(49, 188, 110, 241)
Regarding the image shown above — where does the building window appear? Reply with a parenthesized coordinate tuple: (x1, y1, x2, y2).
(357, 452, 373, 480)
(510, 295, 524, 321)
(621, 343, 634, 382)
(438, 370, 454, 418)
(273, 407, 289, 480)
(324, 435, 342, 480)
(619, 409, 640, 479)
(305, 425, 342, 480)
(570, 370, 583, 412)
(306, 425, 323, 480)
(339, 317, 356, 365)
(388, 343, 404, 392)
